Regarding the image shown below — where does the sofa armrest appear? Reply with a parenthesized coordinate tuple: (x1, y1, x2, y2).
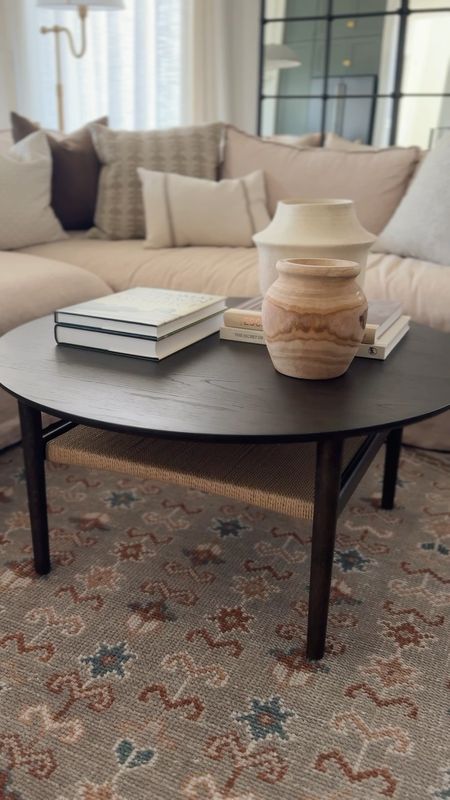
(0, 251, 111, 337)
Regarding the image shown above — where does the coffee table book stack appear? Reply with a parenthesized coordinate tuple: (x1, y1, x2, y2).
(220, 297, 410, 360)
(54, 288, 226, 360)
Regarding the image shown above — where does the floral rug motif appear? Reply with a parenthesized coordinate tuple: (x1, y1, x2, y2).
(0, 443, 449, 800)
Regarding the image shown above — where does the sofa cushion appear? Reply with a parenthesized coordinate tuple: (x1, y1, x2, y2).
(19, 238, 260, 296)
(324, 132, 375, 151)
(365, 252, 450, 333)
(20, 237, 149, 292)
(268, 133, 322, 147)
(91, 122, 224, 240)
(20, 239, 450, 330)
(223, 126, 421, 235)
(128, 247, 260, 296)
(374, 133, 450, 265)
(0, 251, 112, 337)
(11, 112, 108, 231)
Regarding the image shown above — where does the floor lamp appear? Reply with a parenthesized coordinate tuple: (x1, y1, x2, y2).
(37, 0, 124, 132)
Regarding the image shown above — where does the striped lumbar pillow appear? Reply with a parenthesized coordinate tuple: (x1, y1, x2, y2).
(138, 168, 270, 248)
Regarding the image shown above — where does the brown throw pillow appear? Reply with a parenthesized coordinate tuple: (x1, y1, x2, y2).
(10, 112, 107, 230)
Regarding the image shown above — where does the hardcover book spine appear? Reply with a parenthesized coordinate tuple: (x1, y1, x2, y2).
(223, 309, 262, 330)
(220, 327, 265, 344)
(362, 325, 377, 344)
(357, 320, 410, 359)
(356, 342, 387, 360)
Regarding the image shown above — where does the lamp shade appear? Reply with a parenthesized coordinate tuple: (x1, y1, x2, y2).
(265, 44, 302, 69)
(37, 0, 124, 9)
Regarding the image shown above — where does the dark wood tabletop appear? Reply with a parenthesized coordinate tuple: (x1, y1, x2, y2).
(0, 316, 449, 442)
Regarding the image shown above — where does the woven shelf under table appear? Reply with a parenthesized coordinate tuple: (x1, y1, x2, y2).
(47, 426, 364, 521)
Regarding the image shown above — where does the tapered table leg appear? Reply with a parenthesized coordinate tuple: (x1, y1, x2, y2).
(306, 436, 343, 661)
(381, 427, 402, 510)
(18, 401, 50, 575)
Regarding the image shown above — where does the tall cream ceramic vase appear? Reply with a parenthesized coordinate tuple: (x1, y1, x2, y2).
(262, 257, 368, 380)
(253, 198, 375, 293)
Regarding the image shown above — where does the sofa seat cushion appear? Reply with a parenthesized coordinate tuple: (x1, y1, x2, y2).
(365, 252, 450, 333)
(18, 241, 450, 329)
(0, 251, 112, 336)
(129, 247, 259, 296)
(19, 238, 260, 297)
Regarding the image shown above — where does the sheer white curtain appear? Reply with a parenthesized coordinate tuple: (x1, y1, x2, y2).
(180, 0, 231, 125)
(1, 0, 183, 131)
(0, 0, 259, 133)
(180, 0, 260, 130)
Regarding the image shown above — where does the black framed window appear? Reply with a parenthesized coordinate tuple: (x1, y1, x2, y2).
(258, 0, 450, 148)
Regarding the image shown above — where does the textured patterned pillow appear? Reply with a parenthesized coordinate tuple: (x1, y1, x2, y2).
(91, 122, 224, 240)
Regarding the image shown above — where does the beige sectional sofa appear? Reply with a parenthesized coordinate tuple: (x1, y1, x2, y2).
(1, 127, 449, 451)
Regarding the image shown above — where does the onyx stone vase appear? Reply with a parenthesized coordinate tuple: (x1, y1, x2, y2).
(262, 257, 368, 380)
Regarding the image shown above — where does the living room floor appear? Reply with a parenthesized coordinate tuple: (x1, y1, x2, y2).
(0, 443, 449, 800)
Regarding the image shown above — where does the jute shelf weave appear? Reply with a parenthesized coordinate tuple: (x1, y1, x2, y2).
(47, 426, 363, 521)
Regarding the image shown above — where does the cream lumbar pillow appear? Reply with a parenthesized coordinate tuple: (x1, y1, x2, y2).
(374, 133, 450, 265)
(138, 168, 270, 248)
(0, 131, 67, 250)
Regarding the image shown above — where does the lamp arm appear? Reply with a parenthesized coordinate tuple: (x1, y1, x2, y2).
(40, 4, 88, 59)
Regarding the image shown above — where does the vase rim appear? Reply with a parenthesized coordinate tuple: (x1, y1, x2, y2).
(277, 257, 360, 279)
(279, 198, 353, 207)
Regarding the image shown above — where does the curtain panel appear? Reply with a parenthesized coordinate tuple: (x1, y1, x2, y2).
(0, 0, 182, 131)
(0, 0, 260, 133)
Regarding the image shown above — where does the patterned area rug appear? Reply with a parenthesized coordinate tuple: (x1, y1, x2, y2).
(0, 443, 449, 800)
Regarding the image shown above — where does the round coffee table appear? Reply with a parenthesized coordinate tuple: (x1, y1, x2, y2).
(0, 315, 449, 659)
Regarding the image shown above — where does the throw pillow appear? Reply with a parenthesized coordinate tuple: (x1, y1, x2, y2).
(268, 132, 322, 147)
(10, 111, 108, 231)
(0, 131, 67, 249)
(222, 126, 421, 235)
(324, 132, 375, 151)
(374, 133, 450, 265)
(138, 169, 270, 248)
(91, 122, 224, 240)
